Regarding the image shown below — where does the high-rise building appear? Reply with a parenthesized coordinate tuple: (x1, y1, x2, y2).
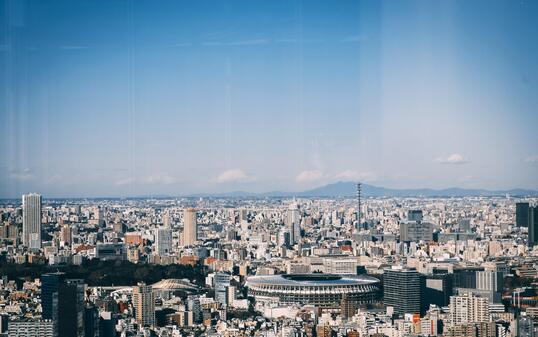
(400, 220, 433, 242)
(154, 227, 172, 255)
(57, 279, 86, 337)
(421, 273, 452, 310)
(41, 273, 86, 337)
(516, 202, 530, 227)
(286, 202, 301, 244)
(529, 206, 538, 247)
(182, 208, 197, 246)
(408, 210, 424, 222)
(384, 267, 421, 316)
(449, 293, 489, 326)
(187, 296, 202, 323)
(60, 224, 72, 246)
(214, 272, 231, 306)
(41, 272, 65, 320)
(22, 193, 42, 249)
(132, 282, 155, 327)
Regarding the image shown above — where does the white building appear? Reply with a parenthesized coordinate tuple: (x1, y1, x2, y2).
(449, 293, 490, 326)
(22, 193, 42, 250)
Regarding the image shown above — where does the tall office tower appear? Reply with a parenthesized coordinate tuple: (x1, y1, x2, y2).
(400, 220, 433, 242)
(239, 209, 248, 223)
(408, 210, 423, 222)
(182, 208, 197, 246)
(516, 202, 530, 227)
(529, 206, 538, 247)
(187, 296, 202, 323)
(384, 267, 421, 316)
(22, 193, 42, 249)
(132, 282, 155, 327)
(94, 206, 105, 227)
(155, 227, 172, 255)
(162, 212, 171, 228)
(286, 202, 301, 244)
(421, 273, 453, 310)
(57, 279, 86, 337)
(356, 183, 362, 226)
(214, 272, 231, 306)
(449, 293, 489, 326)
(41, 273, 86, 337)
(60, 224, 72, 246)
(41, 272, 65, 320)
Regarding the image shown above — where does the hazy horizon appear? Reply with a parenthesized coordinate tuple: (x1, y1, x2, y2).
(1, 0, 537, 198)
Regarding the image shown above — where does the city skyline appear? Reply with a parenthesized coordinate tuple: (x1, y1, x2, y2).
(1, 0, 538, 197)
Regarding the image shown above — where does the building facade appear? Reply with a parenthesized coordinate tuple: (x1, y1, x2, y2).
(22, 193, 42, 249)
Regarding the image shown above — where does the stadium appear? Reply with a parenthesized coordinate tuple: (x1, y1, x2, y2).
(246, 274, 380, 309)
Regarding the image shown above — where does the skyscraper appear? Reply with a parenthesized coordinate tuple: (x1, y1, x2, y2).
(528, 206, 538, 247)
(57, 279, 86, 337)
(214, 272, 231, 306)
(286, 202, 301, 244)
(516, 202, 530, 227)
(182, 208, 197, 246)
(132, 282, 155, 327)
(22, 193, 42, 249)
(155, 227, 172, 255)
(384, 267, 421, 316)
(400, 220, 433, 242)
(41, 273, 86, 337)
(41, 272, 65, 320)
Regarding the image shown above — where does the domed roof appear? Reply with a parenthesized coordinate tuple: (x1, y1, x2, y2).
(151, 279, 198, 291)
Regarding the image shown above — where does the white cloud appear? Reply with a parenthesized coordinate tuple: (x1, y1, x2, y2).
(216, 169, 252, 183)
(10, 168, 34, 181)
(524, 155, 538, 163)
(115, 174, 176, 186)
(434, 153, 468, 165)
(295, 170, 324, 183)
(333, 170, 378, 182)
(115, 177, 135, 186)
(143, 175, 176, 185)
(229, 39, 269, 46)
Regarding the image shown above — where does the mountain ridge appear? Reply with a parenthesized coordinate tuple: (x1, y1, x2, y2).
(187, 181, 538, 198)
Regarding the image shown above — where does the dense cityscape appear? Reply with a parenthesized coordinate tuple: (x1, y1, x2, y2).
(2, 0, 538, 336)
(0, 191, 536, 336)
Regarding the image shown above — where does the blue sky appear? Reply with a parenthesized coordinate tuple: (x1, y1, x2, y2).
(1, 0, 537, 197)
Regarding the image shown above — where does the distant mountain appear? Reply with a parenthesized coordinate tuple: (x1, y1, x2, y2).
(189, 182, 538, 198)
(294, 182, 538, 197)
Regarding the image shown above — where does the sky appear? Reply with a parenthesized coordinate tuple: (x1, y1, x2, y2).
(1, 0, 537, 197)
